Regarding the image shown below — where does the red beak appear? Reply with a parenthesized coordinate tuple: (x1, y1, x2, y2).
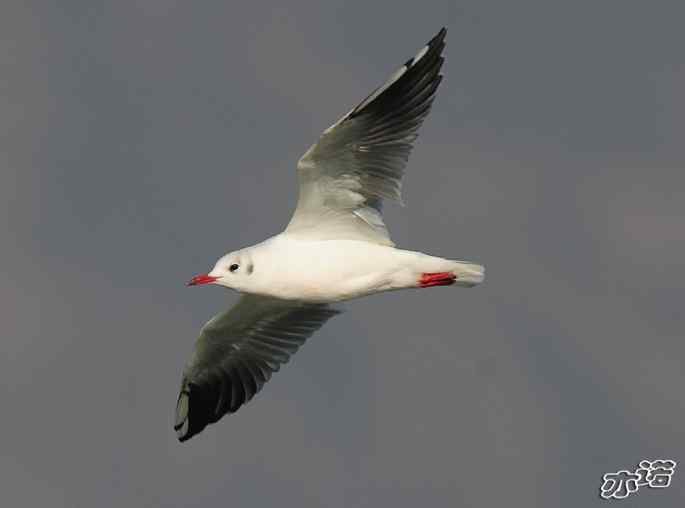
(187, 274, 219, 286)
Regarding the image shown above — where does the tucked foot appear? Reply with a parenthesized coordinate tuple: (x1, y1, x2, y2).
(419, 272, 457, 288)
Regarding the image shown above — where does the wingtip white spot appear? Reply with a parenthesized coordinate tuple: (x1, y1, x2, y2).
(412, 45, 429, 65)
(387, 64, 409, 84)
(176, 418, 189, 439)
(174, 390, 190, 439)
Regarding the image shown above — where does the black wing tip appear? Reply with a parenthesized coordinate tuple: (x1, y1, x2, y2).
(176, 429, 195, 442)
(425, 28, 447, 56)
(173, 382, 222, 442)
(176, 425, 201, 442)
(173, 302, 341, 443)
(348, 29, 447, 121)
(407, 28, 447, 69)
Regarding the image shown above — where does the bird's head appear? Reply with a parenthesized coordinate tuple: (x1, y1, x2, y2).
(187, 251, 254, 291)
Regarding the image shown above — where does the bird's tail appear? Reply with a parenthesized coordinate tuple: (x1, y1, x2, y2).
(401, 249, 485, 289)
(449, 260, 485, 287)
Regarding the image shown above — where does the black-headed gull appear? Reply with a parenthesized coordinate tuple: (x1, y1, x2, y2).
(175, 28, 484, 441)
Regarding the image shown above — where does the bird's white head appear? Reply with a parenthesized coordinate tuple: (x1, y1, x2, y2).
(187, 250, 254, 291)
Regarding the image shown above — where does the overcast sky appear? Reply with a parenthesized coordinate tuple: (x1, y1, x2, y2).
(1, 1, 684, 507)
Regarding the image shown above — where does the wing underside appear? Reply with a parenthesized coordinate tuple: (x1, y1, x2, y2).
(174, 295, 340, 441)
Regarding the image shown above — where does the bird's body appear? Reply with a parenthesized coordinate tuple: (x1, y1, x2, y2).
(174, 28, 485, 441)
(220, 234, 484, 303)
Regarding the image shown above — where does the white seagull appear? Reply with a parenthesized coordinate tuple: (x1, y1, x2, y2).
(175, 27, 484, 441)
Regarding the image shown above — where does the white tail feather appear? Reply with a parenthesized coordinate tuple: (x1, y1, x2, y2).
(451, 261, 485, 287)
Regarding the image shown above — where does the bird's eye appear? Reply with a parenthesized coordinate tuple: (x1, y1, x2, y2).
(229, 263, 240, 272)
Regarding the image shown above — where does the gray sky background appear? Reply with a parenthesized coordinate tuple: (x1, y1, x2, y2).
(2, 1, 684, 507)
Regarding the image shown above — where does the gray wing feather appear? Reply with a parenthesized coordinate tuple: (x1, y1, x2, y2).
(286, 28, 447, 245)
(174, 295, 340, 441)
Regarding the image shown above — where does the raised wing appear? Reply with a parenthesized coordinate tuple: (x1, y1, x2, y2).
(174, 295, 340, 441)
(286, 28, 447, 246)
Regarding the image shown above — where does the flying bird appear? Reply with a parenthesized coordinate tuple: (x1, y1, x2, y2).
(175, 27, 484, 441)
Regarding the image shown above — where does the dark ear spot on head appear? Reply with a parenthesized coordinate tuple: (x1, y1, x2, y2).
(247, 263, 254, 275)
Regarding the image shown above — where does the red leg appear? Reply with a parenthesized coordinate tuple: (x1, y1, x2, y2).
(418, 272, 457, 288)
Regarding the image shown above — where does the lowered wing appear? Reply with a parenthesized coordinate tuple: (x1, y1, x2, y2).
(174, 294, 340, 441)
